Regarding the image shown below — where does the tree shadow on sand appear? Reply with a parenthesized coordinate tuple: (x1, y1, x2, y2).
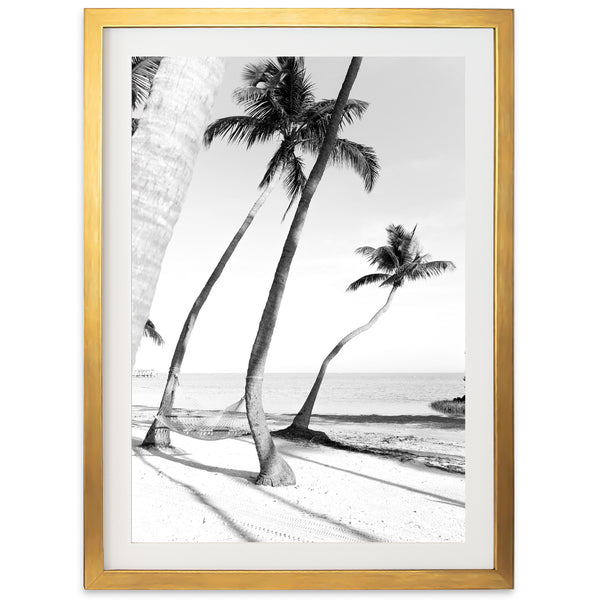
(238, 439, 465, 509)
(133, 439, 382, 542)
(132, 437, 256, 482)
(251, 483, 382, 542)
(134, 451, 259, 541)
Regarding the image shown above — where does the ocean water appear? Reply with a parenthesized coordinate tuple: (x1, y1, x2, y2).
(133, 372, 465, 417)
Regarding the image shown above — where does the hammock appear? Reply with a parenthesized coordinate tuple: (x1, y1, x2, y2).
(154, 376, 251, 441)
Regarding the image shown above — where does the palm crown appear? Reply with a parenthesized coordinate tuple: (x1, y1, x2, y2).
(348, 224, 455, 292)
(204, 57, 380, 217)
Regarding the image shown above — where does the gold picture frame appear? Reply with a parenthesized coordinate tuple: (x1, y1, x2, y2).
(84, 8, 513, 590)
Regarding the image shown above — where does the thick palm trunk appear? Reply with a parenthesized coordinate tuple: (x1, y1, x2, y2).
(131, 57, 224, 366)
(244, 58, 363, 486)
(142, 177, 278, 447)
(291, 288, 397, 431)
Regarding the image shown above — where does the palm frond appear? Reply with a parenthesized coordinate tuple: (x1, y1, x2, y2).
(240, 57, 286, 86)
(302, 99, 369, 138)
(381, 260, 456, 287)
(354, 246, 377, 260)
(383, 224, 419, 264)
(281, 152, 307, 220)
(233, 76, 285, 123)
(143, 319, 165, 347)
(131, 57, 162, 111)
(242, 119, 281, 148)
(240, 60, 274, 86)
(297, 136, 379, 192)
(380, 245, 401, 270)
(277, 56, 305, 71)
(369, 246, 400, 272)
(416, 260, 456, 277)
(346, 273, 390, 292)
(385, 224, 413, 249)
(203, 115, 278, 149)
(131, 118, 139, 135)
(231, 85, 268, 105)
(243, 90, 288, 123)
(327, 138, 379, 192)
(415, 252, 432, 263)
(273, 57, 314, 119)
(354, 245, 392, 271)
(379, 274, 407, 288)
(258, 143, 289, 189)
(235, 57, 310, 123)
(232, 82, 288, 124)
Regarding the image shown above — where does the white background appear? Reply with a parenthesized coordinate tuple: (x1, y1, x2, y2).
(1, 0, 599, 596)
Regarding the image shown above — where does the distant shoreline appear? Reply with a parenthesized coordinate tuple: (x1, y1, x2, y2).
(133, 404, 465, 474)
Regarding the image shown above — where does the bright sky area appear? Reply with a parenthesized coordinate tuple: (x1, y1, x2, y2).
(134, 56, 465, 373)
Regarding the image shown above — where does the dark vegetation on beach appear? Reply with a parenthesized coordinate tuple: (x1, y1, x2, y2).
(431, 397, 465, 416)
(272, 427, 464, 474)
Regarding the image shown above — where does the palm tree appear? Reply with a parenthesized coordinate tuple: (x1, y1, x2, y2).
(287, 224, 455, 434)
(243, 57, 364, 486)
(206, 57, 378, 219)
(131, 58, 168, 346)
(131, 57, 225, 366)
(142, 57, 379, 448)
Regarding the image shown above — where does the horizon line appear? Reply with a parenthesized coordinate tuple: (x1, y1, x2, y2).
(133, 371, 466, 375)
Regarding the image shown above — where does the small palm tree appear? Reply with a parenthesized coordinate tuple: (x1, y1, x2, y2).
(287, 224, 455, 434)
(142, 56, 379, 448)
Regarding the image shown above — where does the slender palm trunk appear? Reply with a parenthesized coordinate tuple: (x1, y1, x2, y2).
(131, 57, 225, 366)
(244, 58, 363, 486)
(142, 177, 279, 447)
(292, 287, 397, 430)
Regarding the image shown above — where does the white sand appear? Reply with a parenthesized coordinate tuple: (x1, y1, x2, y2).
(132, 423, 465, 543)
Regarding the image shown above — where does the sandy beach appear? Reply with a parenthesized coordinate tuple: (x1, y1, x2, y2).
(132, 404, 465, 543)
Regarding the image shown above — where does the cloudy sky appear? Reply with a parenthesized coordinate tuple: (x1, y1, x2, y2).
(135, 56, 465, 373)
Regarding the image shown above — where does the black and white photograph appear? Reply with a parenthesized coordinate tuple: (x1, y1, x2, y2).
(131, 55, 465, 544)
(8, 0, 600, 596)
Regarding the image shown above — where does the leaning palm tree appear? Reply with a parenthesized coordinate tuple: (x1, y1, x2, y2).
(131, 57, 225, 366)
(131, 58, 168, 344)
(286, 224, 455, 435)
(142, 56, 378, 448)
(242, 57, 365, 486)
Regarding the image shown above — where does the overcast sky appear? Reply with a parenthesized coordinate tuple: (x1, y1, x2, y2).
(135, 56, 465, 373)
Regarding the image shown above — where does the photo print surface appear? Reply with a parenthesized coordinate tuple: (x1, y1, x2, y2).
(131, 56, 465, 543)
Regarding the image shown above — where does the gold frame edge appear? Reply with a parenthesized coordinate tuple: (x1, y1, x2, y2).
(83, 7, 514, 590)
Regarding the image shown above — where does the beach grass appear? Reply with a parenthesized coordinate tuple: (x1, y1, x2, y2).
(430, 398, 465, 416)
